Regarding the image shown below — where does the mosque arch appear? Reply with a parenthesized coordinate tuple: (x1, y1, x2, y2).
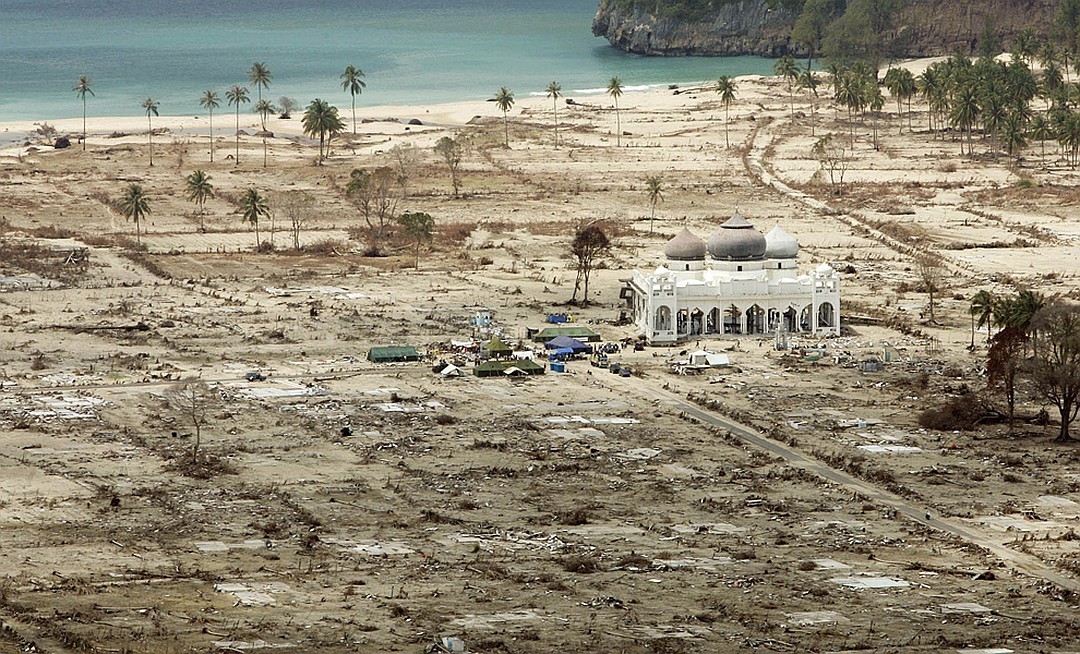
(707, 307, 722, 334)
(746, 304, 766, 335)
(799, 305, 812, 332)
(817, 302, 836, 329)
(655, 305, 672, 331)
(724, 304, 742, 334)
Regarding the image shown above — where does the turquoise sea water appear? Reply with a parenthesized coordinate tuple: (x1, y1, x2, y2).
(0, 0, 775, 121)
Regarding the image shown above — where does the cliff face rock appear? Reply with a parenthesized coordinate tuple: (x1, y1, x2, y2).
(592, 0, 798, 57)
(593, 0, 1056, 58)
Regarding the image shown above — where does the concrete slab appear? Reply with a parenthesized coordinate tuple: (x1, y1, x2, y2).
(786, 610, 850, 626)
(829, 576, 910, 590)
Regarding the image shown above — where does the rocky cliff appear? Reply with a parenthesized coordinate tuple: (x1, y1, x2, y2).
(592, 0, 1056, 58)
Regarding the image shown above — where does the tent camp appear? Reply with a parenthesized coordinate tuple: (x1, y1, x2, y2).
(481, 337, 514, 358)
(532, 326, 601, 343)
(474, 359, 545, 378)
(368, 346, 421, 363)
(544, 335, 590, 354)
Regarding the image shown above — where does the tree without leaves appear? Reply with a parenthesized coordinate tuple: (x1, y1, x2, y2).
(346, 167, 400, 250)
(276, 190, 315, 252)
(570, 222, 611, 307)
(1024, 302, 1080, 442)
(239, 187, 270, 249)
(715, 75, 737, 147)
(185, 170, 214, 232)
(914, 254, 945, 324)
(811, 134, 850, 196)
(73, 76, 93, 151)
(546, 81, 562, 148)
(301, 98, 345, 164)
(397, 211, 435, 268)
(434, 136, 464, 197)
(607, 76, 624, 146)
(493, 87, 515, 147)
(118, 183, 150, 245)
(277, 96, 299, 119)
(389, 142, 419, 200)
(200, 90, 220, 162)
(165, 378, 215, 465)
(141, 97, 159, 166)
(340, 65, 366, 134)
(226, 85, 250, 165)
(644, 175, 663, 233)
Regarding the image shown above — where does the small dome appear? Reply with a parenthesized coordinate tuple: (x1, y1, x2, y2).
(816, 263, 835, 275)
(664, 228, 706, 260)
(765, 224, 799, 259)
(707, 211, 767, 261)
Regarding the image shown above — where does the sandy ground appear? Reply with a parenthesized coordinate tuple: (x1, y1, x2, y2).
(0, 59, 1079, 652)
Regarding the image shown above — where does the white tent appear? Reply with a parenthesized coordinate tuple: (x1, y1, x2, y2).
(686, 350, 730, 368)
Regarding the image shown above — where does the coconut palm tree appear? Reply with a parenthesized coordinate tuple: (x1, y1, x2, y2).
(73, 76, 93, 151)
(1030, 113, 1052, 159)
(950, 84, 979, 158)
(239, 187, 270, 249)
(546, 81, 562, 148)
(119, 183, 150, 245)
(492, 87, 514, 147)
(796, 69, 818, 136)
(774, 54, 799, 118)
(302, 98, 345, 164)
(970, 290, 995, 345)
(255, 99, 275, 167)
(883, 67, 916, 134)
(715, 75, 737, 147)
(226, 84, 250, 165)
(644, 175, 663, 233)
(199, 90, 220, 162)
(607, 76, 624, 146)
(248, 62, 272, 106)
(185, 170, 214, 231)
(340, 65, 366, 134)
(141, 97, 159, 166)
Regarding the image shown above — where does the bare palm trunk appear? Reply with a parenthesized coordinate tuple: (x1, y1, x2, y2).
(82, 98, 87, 151)
(208, 109, 214, 162)
(614, 99, 621, 146)
(147, 115, 154, 167)
(235, 107, 240, 165)
(352, 96, 357, 134)
(553, 100, 559, 149)
(503, 111, 509, 147)
(724, 104, 730, 147)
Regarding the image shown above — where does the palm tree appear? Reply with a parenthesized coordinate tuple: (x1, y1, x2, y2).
(492, 87, 515, 147)
(340, 65, 366, 134)
(883, 67, 916, 134)
(950, 84, 979, 158)
(645, 175, 663, 233)
(239, 187, 270, 249)
(248, 62, 272, 106)
(774, 54, 799, 118)
(141, 97, 159, 166)
(796, 69, 818, 136)
(546, 81, 562, 148)
(301, 98, 345, 164)
(866, 81, 884, 150)
(1031, 113, 1052, 159)
(255, 99, 275, 167)
(199, 90, 220, 162)
(119, 183, 150, 245)
(970, 290, 995, 346)
(73, 76, 93, 151)
(185, 170, 214, 231)
(607, 76, 624, 146)
(1002, 112, 1028, 161)
(715, 75, 737, 147)
(226, 84, 250, 165)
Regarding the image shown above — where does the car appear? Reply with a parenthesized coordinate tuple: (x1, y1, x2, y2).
(619, 367, 633, 377)
(245, 371, 266, 382)
(609, 363, 621, 374)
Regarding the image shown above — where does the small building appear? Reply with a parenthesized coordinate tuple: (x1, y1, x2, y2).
(532, 325, 601, 343)
(473, 359, 546, 378)
(368, 346, 422, 363)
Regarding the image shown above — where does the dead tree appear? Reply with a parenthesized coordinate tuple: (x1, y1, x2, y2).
(1025, 302, 1080, 442)
(166, 379, 215, 464)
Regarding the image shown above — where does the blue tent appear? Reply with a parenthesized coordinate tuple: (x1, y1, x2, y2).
(544, 335, 590, 353)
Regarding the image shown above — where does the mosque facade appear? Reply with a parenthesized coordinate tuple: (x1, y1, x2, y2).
(622, 213, 840, 345)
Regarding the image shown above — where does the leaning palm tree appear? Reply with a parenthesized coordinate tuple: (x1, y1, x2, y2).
(185, 170, 214, 231)
(301, 98, 345, 164)
(119, 183, 150, 245)
(715, 75, 737, 147)
(969, 289, 995, 345)
(255, 99, 275, 167)
(73, 76, 93, 151)
(226, 84, 250, 165)
(140, 97, 159, 166)
(774, 54, 799, 118)
(340, 65, 366, 134)
(546, 81, 562, 148)
(248, 62, 272, 106)
(239, 187, 270, 249)
(199, 90, 220, 162)
(492, 87, 515, 147)
(607, 76, 624, 146)
(644, 175, 663, 233)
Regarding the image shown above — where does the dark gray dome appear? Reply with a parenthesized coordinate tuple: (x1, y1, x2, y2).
(707, 212, 767, 261)
(664, 228, 707, 260)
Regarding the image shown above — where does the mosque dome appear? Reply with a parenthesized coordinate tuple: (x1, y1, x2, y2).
(764, 224, 800, 259)
(663, 228, 707, 260)
(707, 212, 767, 261)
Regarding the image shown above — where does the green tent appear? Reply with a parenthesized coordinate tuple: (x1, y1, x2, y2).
(482, 337, 514, 358)
(532, 326, 601, 343)
(473, 358, 545, 378)
(368, 346, 421, 363)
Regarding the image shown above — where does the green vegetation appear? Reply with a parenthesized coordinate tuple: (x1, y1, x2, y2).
(608, 0, 802, 21)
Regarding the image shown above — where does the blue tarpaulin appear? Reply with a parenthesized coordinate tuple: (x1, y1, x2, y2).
(544, 335, 590, 353)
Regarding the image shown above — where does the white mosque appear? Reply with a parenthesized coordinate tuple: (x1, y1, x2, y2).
(622, 212, 840, 345)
